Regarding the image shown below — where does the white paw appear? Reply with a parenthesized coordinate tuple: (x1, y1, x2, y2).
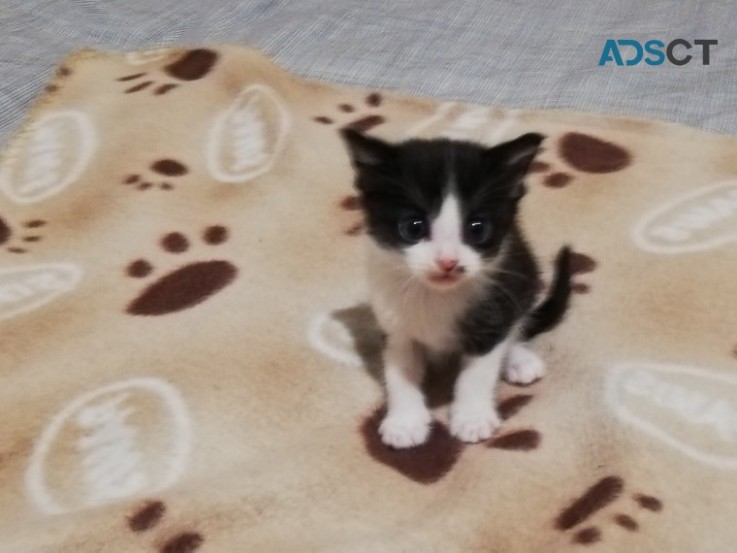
(449, 406, 501, 443)
(379, 409, 432, 449)
(503, 344, 547, 385)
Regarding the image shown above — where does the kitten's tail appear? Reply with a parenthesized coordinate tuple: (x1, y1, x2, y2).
(522, 246, 572, 340)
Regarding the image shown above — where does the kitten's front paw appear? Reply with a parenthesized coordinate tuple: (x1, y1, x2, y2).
(503, 344, 547, 385)
(450, 406, 501, 443)
(379, 409, 432, 449)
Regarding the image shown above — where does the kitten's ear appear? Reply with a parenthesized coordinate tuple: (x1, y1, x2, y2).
(340, 129, 396, 169)
(493, 132, 545, 172)
(487, 132, 545, 198)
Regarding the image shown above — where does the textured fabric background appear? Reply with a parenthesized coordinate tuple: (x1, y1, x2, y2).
(1, 1, 736, 145)
(1, 44, 736, 552)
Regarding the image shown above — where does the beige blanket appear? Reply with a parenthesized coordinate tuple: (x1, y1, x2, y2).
(1, 45, 736, 552)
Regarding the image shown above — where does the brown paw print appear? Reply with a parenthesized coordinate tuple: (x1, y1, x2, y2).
(361, 392, 541, 484)
(0, 217, 46, 254)
(125, 225, 236, 316)
(338, 194, 365, 236)
(489, 394, 541, 450)
(44, 65, 72, 94)
(127, 499, 204, 552)
(362, 408, 462, 484)
(123, 159, 189, 192)
(555, 476, 663, 545)
(537, 250, 596, 296)
(117, 49, 219, 96)
(531, 132, 632, 188)
(313, 93, 386, 132)
(569, 250, 597, 294)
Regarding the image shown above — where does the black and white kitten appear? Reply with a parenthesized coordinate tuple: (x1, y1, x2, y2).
(341, 129, 572, 448)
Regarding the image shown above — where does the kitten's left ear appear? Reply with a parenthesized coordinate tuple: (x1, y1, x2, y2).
(488, 132, 546, 197)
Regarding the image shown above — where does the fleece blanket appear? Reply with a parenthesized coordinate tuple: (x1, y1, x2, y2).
(0, 45, 736, 553)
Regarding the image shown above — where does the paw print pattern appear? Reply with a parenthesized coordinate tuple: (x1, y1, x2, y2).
(338, 194, 365, 236)
(569, 251, 598, 294)
(117, 49, 219, 96)
(361, 392, 541, 484)
(44, 65, 72, 94)
(127, 499, 204, 552)
(123, 159, 189, 191)
(0, 217, 46, 254)
(362, 407, 462, 484)
(313, 93, 386, 132)
(537, 250, 596, 297)
(531, 132, 632, 188)
(554, 476, 663, 545)
(125, 225, 236, 316)
(488, 394, 541, 450)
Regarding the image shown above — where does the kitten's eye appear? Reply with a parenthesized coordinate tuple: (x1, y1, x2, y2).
(398, 217, 427, 243)
(466, 217, 492, 245)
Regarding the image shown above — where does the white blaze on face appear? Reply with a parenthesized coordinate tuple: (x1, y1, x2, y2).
(433, 193, 463, 262)
(404, 192, 483, 284)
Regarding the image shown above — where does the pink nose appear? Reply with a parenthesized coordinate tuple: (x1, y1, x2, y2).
(437, 258, 458, 272)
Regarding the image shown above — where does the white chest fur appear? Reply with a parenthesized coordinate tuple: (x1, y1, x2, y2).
(366, 244, 479, 352)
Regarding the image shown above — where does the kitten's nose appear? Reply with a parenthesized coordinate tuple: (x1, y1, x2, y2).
(436, 258, 458, 272)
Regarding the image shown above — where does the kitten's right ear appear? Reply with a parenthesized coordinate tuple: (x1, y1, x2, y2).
(340, 129, 396, 169)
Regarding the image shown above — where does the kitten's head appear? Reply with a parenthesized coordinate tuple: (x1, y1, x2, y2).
(341, 130, 544, 291)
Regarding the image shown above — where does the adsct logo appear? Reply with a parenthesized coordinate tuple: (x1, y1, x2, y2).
(0, 111, 96, 204)
(606, 362, 737, 470)
(26, 378, 192, 514)
(206, 84, 291, 183)
(599, 39, 717, 66)
(632, 181, 737, 254)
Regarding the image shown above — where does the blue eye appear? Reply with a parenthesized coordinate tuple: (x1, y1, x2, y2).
(466, 217, 492, 244)
(398, 217, 427, 243)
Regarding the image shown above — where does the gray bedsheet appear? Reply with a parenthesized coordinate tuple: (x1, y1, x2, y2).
(1, 0, 736, 146)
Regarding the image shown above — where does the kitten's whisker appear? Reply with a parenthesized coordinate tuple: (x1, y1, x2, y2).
(490, 267, 537, 286)
(493, 282, 524, 315)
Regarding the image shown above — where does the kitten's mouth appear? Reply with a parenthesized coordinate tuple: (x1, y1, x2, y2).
(427, 272, 463, 287)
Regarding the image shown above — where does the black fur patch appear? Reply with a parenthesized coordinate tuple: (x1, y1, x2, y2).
(459, 228, 539, 355)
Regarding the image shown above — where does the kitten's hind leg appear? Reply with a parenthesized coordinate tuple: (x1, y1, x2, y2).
(379, 337, 432, 449)
(503, 343, 547, 385)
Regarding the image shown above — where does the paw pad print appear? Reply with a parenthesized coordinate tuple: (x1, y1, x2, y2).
(338, 194, 365, 236)
(555, 476, 663, 545)
(531, 132, 632, 188)
(127, 499, 204, 552)
(125, 225, 236, 316)
(0, 217, 47, 254)
(313, 93, 386, 132)
(44, 65, 72, 94)
(117, 49, 219, 96)
(537, 250, 596, 296)
(569, 251, 597, 294)
(362, 391, 542, 484)
(488, 394, 541, 450)
(123, 159, 189, 191)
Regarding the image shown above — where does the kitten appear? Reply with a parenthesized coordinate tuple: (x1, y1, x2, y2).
(341, 129, 572, 448)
